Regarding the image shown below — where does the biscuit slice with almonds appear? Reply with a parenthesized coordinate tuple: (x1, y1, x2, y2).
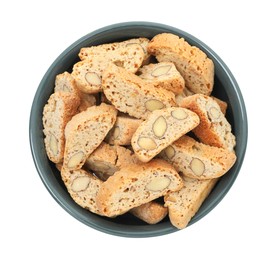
(180, 94, 236, 152)
(42, 92, 80, 163)
(131, 107, 199, 162)
(61, 167, 103, 215)
(96, 159, 183, 217)
(148, 33, 214, 95)
(54, 71, 97, 112)
(79, 37, 151, 64)
(138, 62, 185, 94)
(63, 103, 117, 170)
(102, 63, 177, 119)
(160, 135, 236, 180)
(72, 44, 145, 94)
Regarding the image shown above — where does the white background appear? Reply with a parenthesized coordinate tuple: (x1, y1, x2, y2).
(1, 0, 276, 259)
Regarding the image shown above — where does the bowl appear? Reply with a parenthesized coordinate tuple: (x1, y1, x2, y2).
(29, 21, 248, 237)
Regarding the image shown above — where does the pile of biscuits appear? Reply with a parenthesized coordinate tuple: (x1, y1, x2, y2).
(42, 33, 237, 229)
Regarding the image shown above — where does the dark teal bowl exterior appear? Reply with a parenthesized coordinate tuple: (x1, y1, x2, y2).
(29, 22, 247, 237)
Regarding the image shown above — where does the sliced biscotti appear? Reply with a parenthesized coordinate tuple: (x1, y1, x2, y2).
(148, 33, 214, 95)
(85, 142, 118, 177)
(176, 91, 228, 115)
(85, 142, 139, 180)
(72, 44, 145, 94)
(138, 62, 185, 94)
(131, 107, 200, 162)
(164, 176, 218, 229)
(63, 103, 117, 170)
(102, 63, 177, 119)
(42, 92, 80, 163)
(130, 201, 168, 224)
(105, 115, 142, 145)
(160, 135, 236, 180)
(54, 71, 96, 112)
(79, 37, 150, 64)
(180, 94, 236, 151)
(96, 159, 183, 217)
(61, 167, 103, 215)
(54, 71, 80, 95)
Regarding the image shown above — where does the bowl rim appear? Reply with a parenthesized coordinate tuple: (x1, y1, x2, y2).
(29, 21, 248, 237)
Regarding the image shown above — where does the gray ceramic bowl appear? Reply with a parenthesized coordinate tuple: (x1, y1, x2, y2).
(29, 22, 247, 237)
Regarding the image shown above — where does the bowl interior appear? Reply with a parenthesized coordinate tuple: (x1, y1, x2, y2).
(29, 22, 247, 237)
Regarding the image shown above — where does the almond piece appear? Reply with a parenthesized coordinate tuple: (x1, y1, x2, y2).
(146, 177, 171, 192)
(151, 65, 172, 77)
(71, 176, 90, 192)
(85, 72, 101, 86)
(67, 151, 85, 169)
(113, 126, 120, 140)
(145, 99, 165, 112)
(93, 161, 111, 172)
(164, 145, 175, 159)
(137, 137, 157, 150)
(171, 109, 188, 120)
(152, 116, 167, 138)
(190, 158, 205, 176)
(208, 106, 220, 120)
(49, 134, 58, 155)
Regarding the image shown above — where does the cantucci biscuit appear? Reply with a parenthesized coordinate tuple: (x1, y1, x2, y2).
(131, 107, 199, 162)
(130, 201, 168, 224)
(96, 159, 183, 217)
(138, 62, 185, 94)
(42, 92, 80, 163)
(102, 63, 177, 119)
(54, 71, 80, 95)
(176, 91, 228, 115)
(105, 115, 142, 145)
(61, 167, 103, 215)
(180, 94, 236, 151)
(164, 176, 218, 229)
(148, 33, 214, 95)
(72, 44, 144, 94)
(54, 71, 96, 112)
(63, 103, 117, 170)
(85, 142, 139, 180)
(79, 37, 150, 64)
(160, 135, 236, 180)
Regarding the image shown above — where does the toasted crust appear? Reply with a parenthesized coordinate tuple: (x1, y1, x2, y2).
(102, 63, 177, 119)
(79, 37, 150, 64)
(148, 33, 214, 95)
(160, 135, 237, 180)
(42, 92, 80, 163)
(61, 167, 103, 215)
(63, 103, 117, 170)
(72, 44, 145, 94)
(131, 107, 200, 162)
(138, 62, 185, 94)
(130, 201, 168, 224)
(96, 159, 183, 217)
(164, 176, 218, 229)
(105, 115, 142, 145)
(180, 94, 236, 151)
